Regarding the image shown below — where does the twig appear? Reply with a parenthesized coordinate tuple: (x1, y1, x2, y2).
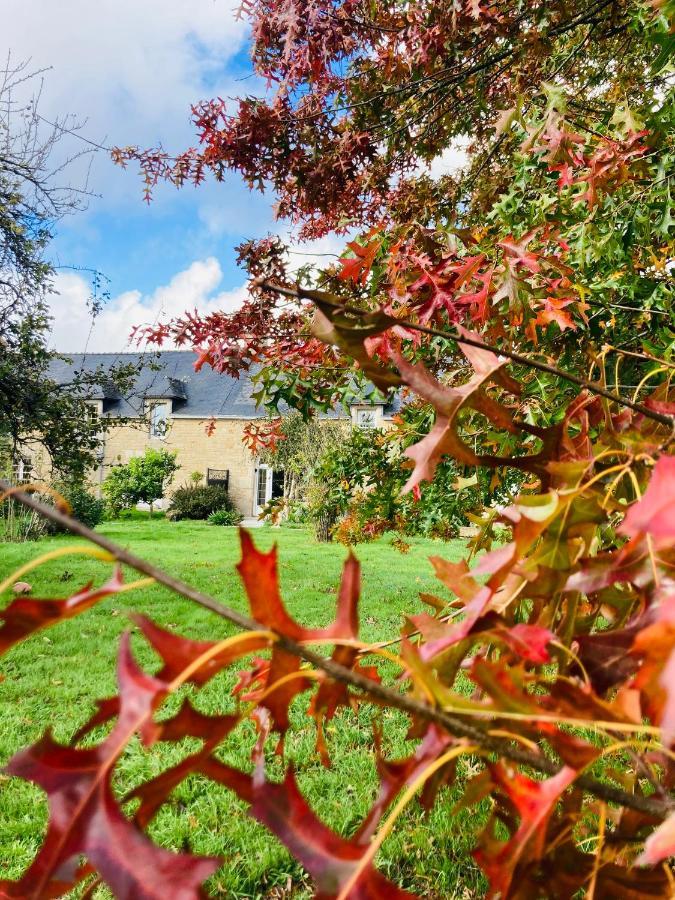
(0, 481, 671, 820)
(258, 281, 675, 429)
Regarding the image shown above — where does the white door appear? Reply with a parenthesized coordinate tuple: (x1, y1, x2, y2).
(254, 464, 273, 515)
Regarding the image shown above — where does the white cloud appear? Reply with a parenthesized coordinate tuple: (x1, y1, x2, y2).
(420, 138, 471, 180)
(3, 0, 250, 207)
(49, 259, 248, 352)
(281, 230, 351, 276)
(46, 228, 361, 354)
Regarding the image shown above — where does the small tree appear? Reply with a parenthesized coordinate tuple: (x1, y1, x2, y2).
(255, 412, 349, 502)
(103, 449, 179, 517)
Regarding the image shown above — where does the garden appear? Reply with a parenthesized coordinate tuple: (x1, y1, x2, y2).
(0, 521, 477, 897)
(2, 0, 675, 897)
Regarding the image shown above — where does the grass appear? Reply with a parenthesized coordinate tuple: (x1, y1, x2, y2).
(0, 520, 486, 898)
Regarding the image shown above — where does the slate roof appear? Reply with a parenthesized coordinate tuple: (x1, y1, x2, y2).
(48, 351, 401, 419)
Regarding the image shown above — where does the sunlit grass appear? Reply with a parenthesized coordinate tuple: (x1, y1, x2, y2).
(0, 520, 485, 898)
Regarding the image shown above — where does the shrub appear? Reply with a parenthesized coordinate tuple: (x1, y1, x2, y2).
(49, 482, 105, 533)
(207, 508, 243, 526)
(166, 484, 235, 521)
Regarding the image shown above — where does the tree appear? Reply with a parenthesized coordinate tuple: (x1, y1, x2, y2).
(0, 58, 141, 480)
(245, 411, 350, 503)
(102, 449, 179, 516)
(2, 3, 675, 898)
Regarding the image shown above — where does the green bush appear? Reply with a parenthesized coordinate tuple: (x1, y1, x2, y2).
(166, 484, 235, 521)
(103, 449, 179, 517)
(206, 508, 243, 526)
(49, 482, 105, 532)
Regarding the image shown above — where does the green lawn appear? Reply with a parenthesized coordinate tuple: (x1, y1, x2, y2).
(0, 521, 485, 898)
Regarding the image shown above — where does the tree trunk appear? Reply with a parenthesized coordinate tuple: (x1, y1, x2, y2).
(314, 509, 336, 542)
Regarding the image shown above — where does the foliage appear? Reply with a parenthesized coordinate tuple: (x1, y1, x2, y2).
(0, 522, 474, 895)
(256, 411, 350, 506)
(103, 450, 179, 517)
(0, 499, 50, 543)
(207, 507, 244, 526)
(46, 482, 105, 533)
(166, 483, 235, 521)
(3, 0, 675, 897)
(308, 420, 521, 543)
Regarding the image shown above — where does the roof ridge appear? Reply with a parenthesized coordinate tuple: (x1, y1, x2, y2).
(53, 349, 192, 356)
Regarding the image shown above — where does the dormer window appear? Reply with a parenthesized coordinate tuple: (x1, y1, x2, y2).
(85, 400, 102, 419)
(148, 401, 171, 438)
(356, 408, 376, 429)
(353, 405, 383, 429)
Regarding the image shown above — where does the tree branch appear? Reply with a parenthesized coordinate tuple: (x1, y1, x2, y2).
(258, 281, 675, 429)
(1, 480, 671, 820)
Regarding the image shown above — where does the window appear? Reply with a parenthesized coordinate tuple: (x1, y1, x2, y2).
(149, 402, 170, 438)
(355, 408, 377, 429)
(256, 466, 268, 508)
(12, 455, 31, 484)
(85, 401, 101, 420)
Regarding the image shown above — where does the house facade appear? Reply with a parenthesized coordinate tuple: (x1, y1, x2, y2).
(42, 351, 396, 517)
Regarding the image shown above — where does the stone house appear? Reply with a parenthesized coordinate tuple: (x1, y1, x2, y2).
(40, 351, 397, 517)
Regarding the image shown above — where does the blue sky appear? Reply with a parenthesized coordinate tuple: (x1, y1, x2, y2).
(5, 1, 464, 351)
(3, 0, 334, 351)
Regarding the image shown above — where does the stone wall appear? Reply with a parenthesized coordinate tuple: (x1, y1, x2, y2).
(92, 416, 257, 514)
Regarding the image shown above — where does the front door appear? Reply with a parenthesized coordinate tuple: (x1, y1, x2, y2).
(255, 465, 271, 515)
(254, 465, 284, 515)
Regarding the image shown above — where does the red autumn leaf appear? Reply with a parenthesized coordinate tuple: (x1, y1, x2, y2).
(237, 529, 359, 641)
(636, 811, 675, 866)
(619, 456, 675, 549)
(310, 642, 380, 766)
(565, 539, 654, 594)
(1, 634, 219, 898)
(493, 623, 554, 664)
(417, 586, 492, 661)
(408, 253, 486, 323)
(534, 296, 577, 332)
(356, 724, 453, 843)
(575, 619, 646, 695)
(242, 417, 285, 453)
(473, 763, 576, 898)
(390, 327, 521, 492)
(536, 723, 602, 770)
(456, 267, 494, 323)
(0, 569, 125, 656)
(132, 754, 254, 830)
(237, 532, 372, 740)
(259, 646, 310, 738)
(218, 764, 416, 899)
(74, 615, 270, 742)
(150, 698, 238, 748)
(497, 232, 542, 273)
(630, 594, 675, 744)
(135, 613, 271, 685)
(338, 238, 381, 284)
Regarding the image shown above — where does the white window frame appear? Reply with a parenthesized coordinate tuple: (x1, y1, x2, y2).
(12, 455, 31, 484)
(354, 407, 379, 430)
(148, 400, 171, 439)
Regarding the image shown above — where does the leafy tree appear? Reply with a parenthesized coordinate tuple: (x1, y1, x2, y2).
(103, 449, 179, 516)
(308, 425, 492, 544)
(0, 59, 141, 480)
(3, 3, 675, 898)
(246, 411, 350, 503)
